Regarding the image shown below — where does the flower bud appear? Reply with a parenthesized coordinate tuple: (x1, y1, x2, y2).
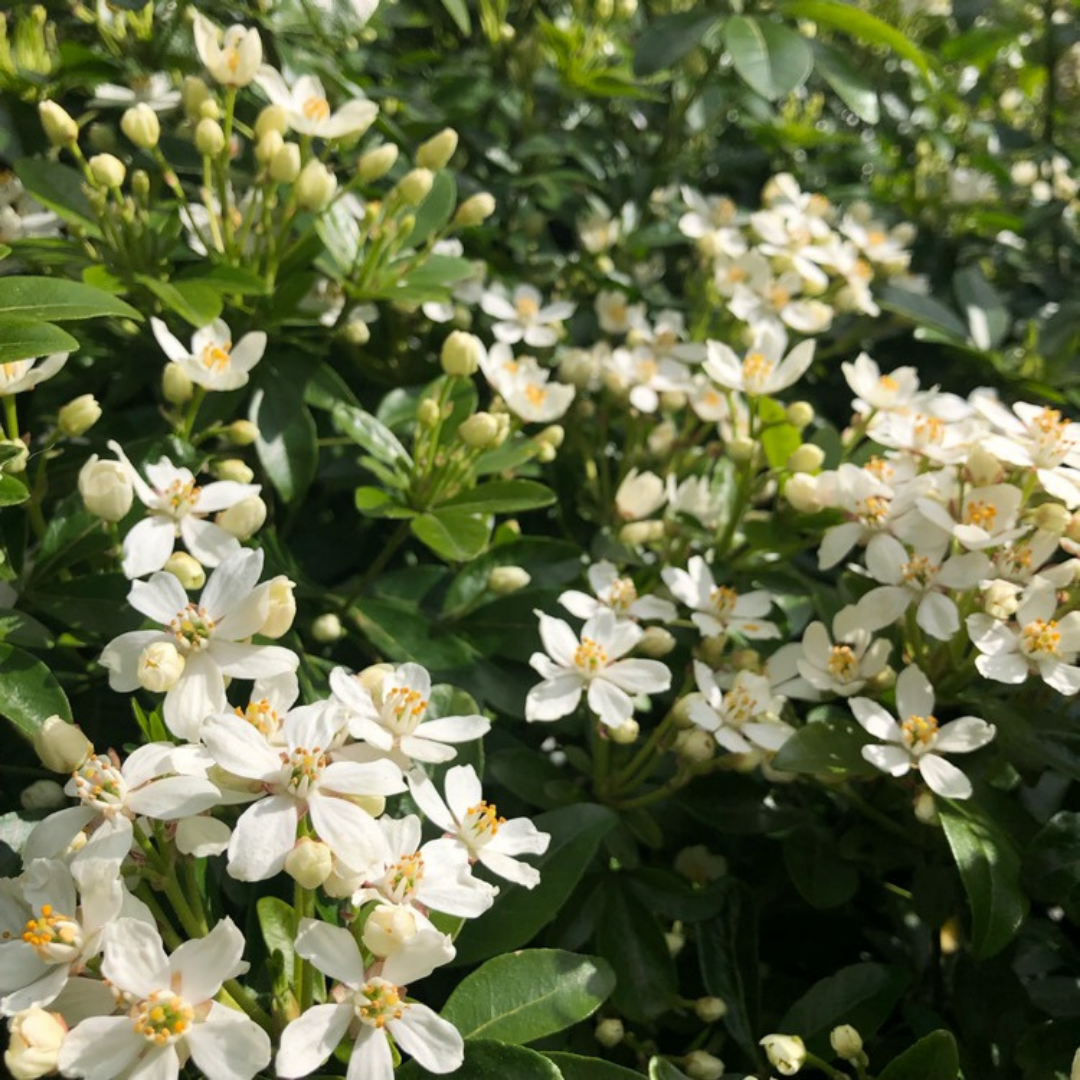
(21, 779, 66, 812)
(982, 578, 1021, 620)
(215, 496, 267, 541)
(454, 192, 496, 227)
(665, 923, 686, 955)
(1034, 501, 1070, 535)
(131, 170, 150, 200)
(619, 520, 665, 546)
(830, 1024, 863, 1061)
(255, 104, 289, 139)
(441, 330, 483, 377)
(0, 439, 29, 474)
(78, 457, 133, 521)
(363, 904, 420, 957)
(786, 401, 815, 430)
(260, 576, 297, 638)
(39, 101, 78, 147)
(358, 663, 395, 694)
(672, 693, 700, 728)
(595, 1018, 624, 1048)
(121, 103, 160, 149)
(697, 635, 727, 669)
(616, 469, 665, 521)
(33, 717, 92, 774)
(88, 153, 126, 189)
(674, 844, 727, 884)
(138, 641, 186, 693)
(4, 1008, 67, 1080)
(535, 441, 556, 464)
(638, 626, 676, 658)
(727, 435, 757, 463)
(296, 160, 337, 211)
(213, 458, 254, 484)
(913, 789, 940, 825)
(228, 420, 260, 446)
(675, 727, 715, 764)
(393, 167, 434, 207)
(1072, 1048, 1080, 1080)
(342, 317, 371, 346)
(648, 420, 677, 457)
(535, 426, 564, 451)
(163, 363, 194, 405)
(255, 129, 285, 166)
(416, 127, 458, 170)
(182, 76, 211, 121)
(965, 446, 1004, 486)
(284, 838, 333, 889)
(784, 473, 821, 513)
(787, 443, 825, 474)
(684, 1050, 724, 1080)
(609, 719, 639, 744)
(694, 996, 728, 1023)
(164, 551, 206, 590)
(760, 1034, 806, 1076)
(198, 99, 222, 121)
(660, 390, 687, 412)
(488, 566, 531, 595)
(194, 117, 226, 157)
(88, 123, 117, 155)
(312, 612, 344, 643)
(57, 395, 102, 437)
(459, 412, 501, 449)
(269, 142, 301, 184)
(358, 143, 399, 182)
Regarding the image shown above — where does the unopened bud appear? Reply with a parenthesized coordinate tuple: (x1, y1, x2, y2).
(358, 663, 395, 694)
(966, 446, 1004, 486)
(454, 192, 496, 227)
(57, 394, 102, 437)
(215, 496, 267, 540)
(619, 520, 665, 546)
(363, 904, 420, 956)
(416, 398, 441, 428)
(163, 363, 194, 405)
(648, 420, 677, 457)
(164, 551, 206, 590)
(609, 719, 639, 744)
(5, 1007, 67, 1080)
(0, 439, 28, 474)
(730, 648, 761, 672)
(672, 692, 701, 728)
(213, 459, 255, 484)
(760, 1034, 806, 1076)
(121, 103, 160, 149)
(441, 330, 483, 377)
(198, 99, 221, 121)
(182, 76, 211, 121)
(535, 441, 556, 464)
(536, 424, 564, 449)
(675, 727, 715, 764)
(660, 390, 687, 412)
(89, 154, 126, 189)
(131, 170, 150, 199)
(416, 127, 458, 170)
(914, 789, 941, 825)
(295, 160, 337, 211)
(675, 844, 727, 884)
(342, 318, 370, 346)
(21, 779, 66, 812)
(694, 996, 728, 1023)
(393, 167, 434, 207)
(137, 641, 186, 692)
(228, 419, 259, 446)
(78, 457, 132, 520)
(1034, 502, 1070, 535)
(255, 104, 289, 139)
(255, 130, 285, 166)
(829, 1025, 864, 1062)
(488, 566, 531, 594)
(615, 469, 665, 521)
(194, 118, 226, 157)
(665, 923, 686, 955)
(638, 626, 676, 657)
(786, 401, 815, 430)
(269, 142, 301, 183)
(260, 576, 297, 638)
(39, 101, 78, 147)
(358, 143, 399, 182)
(697, 635, 727, 668)
(787, 444, 825, 474)
(595, 1018, 624, 1048)
(784, 472, 822, 513)
(312, 613, 344, 643)
(459, 412, 501, 449)
(684, 1050, 724, 1080)
(284, 838, 332, 889)
(982, 578, 1021, 620)
(727, 435, 757, 463)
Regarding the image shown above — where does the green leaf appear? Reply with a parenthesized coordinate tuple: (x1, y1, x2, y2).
(876, 285, 968, 341)
(1024, 812, 1080, 923)
(878, 1030, 960, 1080)
(770, 714, 878, 778)
(442, 949, 614, 1044)
(175, 265, 268, 296)
(940, 799, 1028, 958)
(398, 1040, 561, 1080)
(137, 276, 223, 328)
(350, 596, 477, 669)
(251, 363, 319, 505)
(546, 1053, 645, 1080)
(354, 486, 412, 518)
(440, 0, 472, 34)
(256, 896, 298, 1012)
(0, 318, 78, 364)
(331, 402, 412, 471)
(407, 172, 457, 249)
(0, 643, 73, 738)
(783, 828, 859, 908)
(411, 508, 492, 563)
(758, 396, 802, 470)
(0, 473, 30, 506)
(453, 804, 619, 965)
(634, 10, 724, 76)
(0, 611, 54, 649)
(15, 158, 97, 230)
(812, 41, 879, 122)
(724, 16, 814, 100)
(649, 1060, 693, 1080)
(0, 277, 140, 322)
(439, 480, 556, 515)
(953, 265, 1009, 351)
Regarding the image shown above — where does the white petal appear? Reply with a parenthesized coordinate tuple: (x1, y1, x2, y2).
(201, 548, 264, 621)
(320, 759, 404, 797)
(525, 675, 582, 721)
(444, 765, 483, 818)
(862, 743, 912, 777)
(389, 1004, 464, 1074)
(406, 771, 455, 832)
(586, 678, 633, 728)
(920, 754, 972, 799)
(151, 317, 190, 362)
(849, 698, 901, 743)
(102, 918, 169, 998)
(933, 717, 996, 754)
(202, 713, 282, 780)
(57, 1016, 143, 1078)
(170, 917, 247, 1004)
(122, 517, 178, 579)
(308, 792, 387, 873)
(99, 631, 167, 692)
(125, 776, 221, 820)
(226, 796, 297, 882)
(212, 641, 298, 679)
(294, 918, 365, 986)
(602, 658, 671, 695)
(129, 572, 187, 624)
(186, 1002, 272, 1080)
(163, 652, 226, 740)
(975, 651, 1028, 684)
(537, 612, 579, 667)
(179, 517, 240, 568)
(276, 1003, 353, 1078)
(916, 592, 959, 641)
(414, 714, 490, 743)
(895, 665, 934, 723)
(479, 849, 540, 887)
(347, 1026, 393, 1080)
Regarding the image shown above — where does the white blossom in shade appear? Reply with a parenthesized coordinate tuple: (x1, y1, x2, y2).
(328, 663, 489, 767)
(661, 556, 780, 641)
(0, 173, 59, 243)
(276, 918, 463, 1080)
(796, 606, 891, 698)
(192, 12, 262, 88)
(107, 441, 259, 579)
(689, 663, 792, 754)
(916, 482, 1027, 551)
(855, 536, 990, 640)
(615, 469, 667, 521)
(0, 354, 67, 397)
(526, 610, 672, 730)
(703, 325, 814, 397)
(667, 473, 725, 530)
(480, 344, 576, 423)
(57, 917, 269, 1080)
(89, 73, 180, 112)
(608, 345, 693, 414)
(408, 765, 550, 888)
(480, 283, 576, 348)
(967, 578, 1080, 694)
(200, 702, 403, 882)
(98, 548, 300, 741)
(151, 317, 267, 392)
(595, 290, 647, 336)
(254, 68, 377, 139)
(629, 309, 707, 364)
(841, 352, 922, 415)
(851, 665, 995, 799)
(558, 561, 677, 624)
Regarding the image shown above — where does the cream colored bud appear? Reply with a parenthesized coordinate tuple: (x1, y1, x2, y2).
(638, 626, 676, 658)
(416, 127, 459, 170)
(731, 648, 761, 672)
(342, 318, 371, 346)
(194, 118, 226, 157)
(454, 192, 496, 227)
(255, 130, 285, 166)
(619, 520, 665, 545)
(441, 330, 483, 377)
(674, 844, 727, 884)
(39, 100, 78, 147)
(417, 398, 441, 428)
(535, 441, 556, 464)
(164, 551, 206, 590)
(89, 153, 125, 189)
(914, 790, 941, 826)
(675, 727, 715, 764)
(616, 469, 665, 521)
(829, 1025, 863, 1061)
(269, 142, 301, 184)
(78, 457, 133, 521)
(665, 924, 686, 955)
(697, 635, 727, 669)
(182, 76, 211, 121)
(198, 99, 221, 121)
(363, 904, 420, 957)
(215, 496, 267, 541)
(966, 446, 1004, 486)
(121, 103, 160, 149)
(727, 436, 757, 463)
(1071, 1048, 1080, 1080)
(786, 400, 815, 430)
(295, 160, 337, 211)
(131, 170, 150, 199)
(33, 717, 92, 774)
(57, 395, 102, 438)
(459, 412, 501, 449)
(672, 692, 701, 729)
(138, 641, 186, 693)
(21, 779, 66, 812)
(536, 424, 564, 449)
(695, 996, 728, 1023)
(595, 1018, 624, 1048)
(259, 577, 297, 639)
(213, 458, 255, 484)
(760, 1034, 806, 1076)
(4, 1008, 67, 1080)
(0, 439, 29, 474)
(609, 719, 640, 744)
(358, 663, 395, 694)
(660, 390, 687, 412)
(1034, 502, 1071, 535)
(255, 104, 289, 139)
(488, 566, 531, 595)
(684, 1050, 725, 1080)
(312, 613, 344, 643)
(163, 363, 194, 405)
(786, 443, 825, 474)
(284, 838, 333, 890)
(228, 419, 260, 446)
(358, 143, 399, 182)
(648, 420, 677, 457)
(982, 578, 1021, 620)
(784, 472, 821, 513)
(394, 167, 434, 207)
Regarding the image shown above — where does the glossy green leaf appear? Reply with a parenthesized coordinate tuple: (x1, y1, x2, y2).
(440, 0, 471, 34)
(15, 158, 97, 230)
(411, 508, 492, 562)
(398, 1040, 562, 1080)
(332, 402, 412, 470)
(634, 10, 724, 76)
(0, 319, 78, 364)
(0, 277, 139, 322)
(649, 1060, 692, 1080)
(725, 16, 814, 100)
(954, 265, 1009, 351)
(0, 473, 30, 506)
(878, 1030, 960, 1080)
(251, 364, 319, 505)
(137, 276, 223, 328)
(783, 828, 859, 908)
(547, 1053, 645, 1079)
(771, 714, 878, 778)
(0, 643, 73, 738)
(439, 480, 556, 515)
(407, 171, 457, 249)
(813, 41, 879, 122)
(876, 285, 968, 341)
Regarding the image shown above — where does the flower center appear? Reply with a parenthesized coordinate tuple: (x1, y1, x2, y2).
(524, 384, 548, 407)
(901, 555, 938, 590)
(515, 295, 540, 321)
(867, 229, 887, 246)
(709, 584, 737, 618)
(964, 500, 997, 530)
(462, 800, 505, 848)
(354, 979, 405, 1028)
(73, 753, 127, 813)
(161, 478, 200, 516)
(302, 96, 331, 121)
(574, 637, 608, 673)
(723, 685, 757, 727)
(22, 904, 84, 964)
(236, 698, 280, 738)
(913, 414, 944, 446)
(902, 713, 938, 749)
(224, 47, 241, 74)
(1031, 407, 1073, 464)
(384, 852, 424, 902)
(878, 374, 899, 392)
(766, 284, 791, 310)
(132, 991, 195, 1046)
(284, 745, 326, 796)
(382, 686, 428, 737)
(998, 543, 1033, 576)
(827, 644, 859, 682)
(0, 360, 28, 386)
(637, 359, 658, 382)
(169, 604, 216, 652)
(608, 577, 638, 613)
(200, 341, 232, 372)
(864, 456, 893, 482)
(741, 352, 773, 391)
(1021, 618, 1061, 658)
(855, 494, 889, 527)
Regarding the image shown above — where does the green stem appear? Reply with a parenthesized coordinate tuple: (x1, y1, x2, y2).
(610, 709, 678, 795)
(838, 784, 915, 844)
(4, 395, 18, 440)
(134, 883, 184, 950)
(181, 387, 207, 442)
(223, 978, 275, 1032)
(294, 879, 314, 1012)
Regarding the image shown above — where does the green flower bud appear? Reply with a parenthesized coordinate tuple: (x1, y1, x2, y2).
(121, 103, 160, 149)
(194, 117, 226, 157)
(393, 167, 434, 207)
(57, 394, 101, 437)
(269, 142, 301, 183)
(441, 330, 483, 377)
(295, 159, 337, 211)
(416, 127, 458, 170)
(162, 363, 194, 405)
(357, 143, 399, 182)
(228, 420, 259, 446)
(255, 104, 289, 138)
(88, 153, 125, 189)
(39, 100, 78, 147)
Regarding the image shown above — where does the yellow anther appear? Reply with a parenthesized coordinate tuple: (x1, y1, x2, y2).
(302, 96, 331, 122)
(827, 644, 858, 681)
(573, 637, 608, 672)
(964, 500, 997, 530)
(1022, 618, 1061, 657)
(709, 584, 738, 618)
(878, 374, 899, 392)
(902, 713, 938, 747)
(525, 384, 548, 407)
(741, 352, 774, 386)
(608, 578, 638, 612)
(200, 341, 232, 372)
(515, 295, 540, 320)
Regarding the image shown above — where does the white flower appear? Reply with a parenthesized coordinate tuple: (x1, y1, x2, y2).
(276, 919, 463, 1080)
(255, 68, 377, 139)
(595, 290, 647, 335)
(0, 355, 67, 397)
(57, 918, 269, 1080)
(329, 663, 489, 767)
(842, 352, 922, 415)
(480, 283, 576, 348)
(796, 606, 891, 697)
(89, 73, 180, 112)
(408, 765, 550, 887)
(151, 317, 267, 392)
(192, 12, 262, 88)
(704, 326, 815, 396)
(99, 548, 299, 740)
(689, 663, 791, 754)
(661, 556, 779, 640)
(615, 469, 667, 521)
(526, 610, 671, 730)
(558, 561, 677, 623)
(480, 344, 575, 423)
(851, 665, 995, 799)
(916, 482, 1026, 551)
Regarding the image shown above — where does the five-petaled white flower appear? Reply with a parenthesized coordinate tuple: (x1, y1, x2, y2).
(480, 344, 575, 424)
(704, 324, 815, 396)
(0, 354, 67, 397)
(689, 663, 792, 754)
(255, 68, 377, 139)
(558, 561, 677, 624)
(796, 606, 891, 698)
(151, 317, 267, 392)
(192, 12, 262, 88)
(851, 665, 995, 799)
(662, 556, 779, 641)
(480, 283, 575, 348)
